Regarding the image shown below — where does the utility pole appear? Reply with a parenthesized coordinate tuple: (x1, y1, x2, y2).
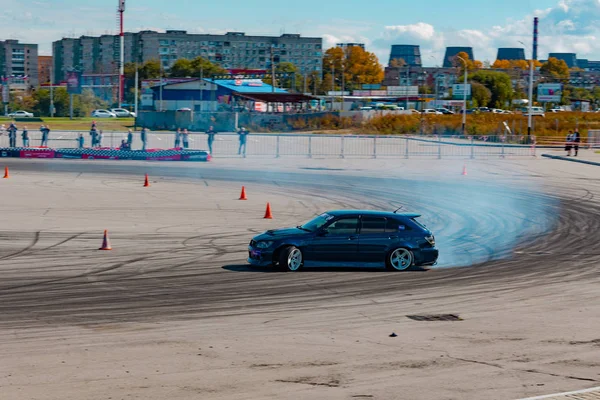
(50, 63, 55, 117)
(341, 62, 345, 112)
(519, 40, 534, 137)
(199, 64, 203, 112)
(270, 46, 276, 93)
(330, 61, 334, 110)
(405, 66, 410, 110)
(457, 56, 468, 134)
(118, 0, 126, 108)
(159, 63, 163, 111)
(134, 64, 138, 117)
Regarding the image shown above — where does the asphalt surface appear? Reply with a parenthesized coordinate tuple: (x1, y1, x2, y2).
(1, 157, 600, 400)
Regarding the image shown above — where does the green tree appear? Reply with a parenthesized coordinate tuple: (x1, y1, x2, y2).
(470, 81, 492, 108)
(540, 57, 570, 81)
(470, 70, 514, 108)
(169, 56, 227, 78)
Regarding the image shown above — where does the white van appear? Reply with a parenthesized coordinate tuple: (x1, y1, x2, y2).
(522, 106, 545, 117)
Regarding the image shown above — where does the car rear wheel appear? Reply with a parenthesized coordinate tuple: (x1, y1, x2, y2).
(387, 248, 413, 271)
(280, 246, 303, 272)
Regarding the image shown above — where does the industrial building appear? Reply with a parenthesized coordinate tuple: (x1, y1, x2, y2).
(443, 47, 474, 68)
(52, 31, 323, 83)
(388, 45, 422, 67)
(548, 53, 578, 68)
(496, 48, 526, 61)
(0, 40, 39, 89)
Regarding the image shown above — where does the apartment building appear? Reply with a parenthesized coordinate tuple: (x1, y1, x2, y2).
(0, 40, 39, 89)
(53, 31, 323, 82)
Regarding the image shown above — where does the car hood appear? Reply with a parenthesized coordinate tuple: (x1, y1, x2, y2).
(253, 227, 311, 241)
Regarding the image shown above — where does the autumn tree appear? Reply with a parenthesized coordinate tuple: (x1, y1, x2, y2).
(389, 58, 406, 67)
(540, 57, 570, 80)
(451, 51, 483, 74)
(322, 46, 383, 91)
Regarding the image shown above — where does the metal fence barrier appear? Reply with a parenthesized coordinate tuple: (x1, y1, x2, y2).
(0, 130, 597, 159)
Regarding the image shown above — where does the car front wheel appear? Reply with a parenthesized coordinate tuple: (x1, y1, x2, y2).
(280, 246, 303, 272)
(387, 247, 413, 271)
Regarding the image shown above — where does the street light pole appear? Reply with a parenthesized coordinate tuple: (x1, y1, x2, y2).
(457, 56, 468, 134)
(519, 41, 534, 137)
(330, 61, 334, 110)
(341, 62, 345, 112)
(405, 66, 410, 110)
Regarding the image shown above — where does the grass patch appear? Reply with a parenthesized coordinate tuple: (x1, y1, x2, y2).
(0, 117, 135, 131)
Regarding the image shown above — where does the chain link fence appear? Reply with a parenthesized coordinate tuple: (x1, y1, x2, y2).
(0, 130, 597, 159)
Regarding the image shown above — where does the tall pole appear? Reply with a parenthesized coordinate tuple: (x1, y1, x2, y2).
(50, 63, 55, 117)
(405, 66, 409, 110)
(118, 1, 125, 108)
(159, 63, 163, 112)
(134, 64, 138, 117)
(457, 56, 468, 134)
(199, 64, 203, 112)
(527, 58, 534, 137)
(341, 62, 345, 112)
(270, 46, 276, 93)
(330, 61, 334, 110)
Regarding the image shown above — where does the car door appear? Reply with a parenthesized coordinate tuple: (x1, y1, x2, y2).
(304, 217, 359, 264)
(357, 216, 390, 264)
(358, 217, 411, 264)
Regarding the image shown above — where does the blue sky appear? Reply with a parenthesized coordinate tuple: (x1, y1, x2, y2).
(1, 0, 598, 65)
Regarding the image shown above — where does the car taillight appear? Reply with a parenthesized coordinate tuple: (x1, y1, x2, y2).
(425, 235, 435, 246)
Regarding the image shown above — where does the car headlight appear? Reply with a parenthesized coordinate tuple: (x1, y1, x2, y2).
(256, 241, 273, 249)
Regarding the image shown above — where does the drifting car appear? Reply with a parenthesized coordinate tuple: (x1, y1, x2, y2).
(248, 210, 438, 271)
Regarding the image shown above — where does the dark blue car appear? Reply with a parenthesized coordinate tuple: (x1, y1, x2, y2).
(248, 210, 438, 271)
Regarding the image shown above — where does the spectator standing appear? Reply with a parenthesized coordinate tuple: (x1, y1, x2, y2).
(8, 122, 17, 147)
(140, 127, 148, 151)
(127, 129, 133, 148)
(22, 126, 29, 147)
(237, 127, 248, 156)
(40, 125, 50, 146)
(182, 129, 189, 149)
(97, 130, 103, 147)
(90, 126, 98, 148)
(573, 130, 581, 157)
(174, 128, 181, 148)
(206, 125, 217, 154)
(565, 131, 573, 156)
(77, 133, 85, 149)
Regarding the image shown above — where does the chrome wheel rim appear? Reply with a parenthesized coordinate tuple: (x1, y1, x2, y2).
(390, 248, 412, 270)
(288, 249, 303, 271)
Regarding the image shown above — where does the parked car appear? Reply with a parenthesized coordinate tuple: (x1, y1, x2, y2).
(110, 108, 136, 118)
(435, 108, 455, 115)
(521, 106, 546, 117)
(176, 107, 192, 112)
(247, 210, 438, 271)
(91, 109, 117, 118)
(477, 107, 491, 113)
(422, 109, 442, 115)
(491, 109, 505, 114)
(549, 108, 563, 113)
(7, 110, 34, 118)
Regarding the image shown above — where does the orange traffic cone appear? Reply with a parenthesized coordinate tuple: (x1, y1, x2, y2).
(264, 203, 273, 219)
(99, 230, 112, 250)
(3, 166, 9, 179)
(239, 186, 247, 200)
(461, 164, 468, 176)
(143, 174, 150, 187)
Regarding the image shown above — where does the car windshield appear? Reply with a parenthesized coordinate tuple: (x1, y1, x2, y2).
(299, 213, 335, 232)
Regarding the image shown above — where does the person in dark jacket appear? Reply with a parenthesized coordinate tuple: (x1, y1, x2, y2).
(127, 129, 133, 148)
(140, 127, 148, 151)
(22, 126, 29, 147)
(40, 125, 50, 146)
(182, 129, 189, 149)
(174, 128, 181, 148)
(237, 127, 248, 156)
(206, 125, 217, 154)
(565, 131, 573, 156)
(8, 122, 17, 147)
(572, 130, 581, 157)
(77, 133, 85, 149)
(97, 130, 103, 147)
(90, 126, 98, 148)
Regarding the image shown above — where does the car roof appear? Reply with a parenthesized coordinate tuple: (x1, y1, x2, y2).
(326, 210, 421, 219)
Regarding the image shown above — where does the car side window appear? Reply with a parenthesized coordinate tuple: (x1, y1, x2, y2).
(326, 218, 359, 235)
(360, 217, 386, 234)
(386, 219, 410, 233)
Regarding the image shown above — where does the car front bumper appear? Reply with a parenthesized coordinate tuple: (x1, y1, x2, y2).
(247, 246, 274, 267)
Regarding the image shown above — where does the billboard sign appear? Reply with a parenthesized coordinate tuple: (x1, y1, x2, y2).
(537, 83, 562, 102)
(452, 84, 471, 99)
(66, 71, 82, 94)
(386, 86, 418, 96)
